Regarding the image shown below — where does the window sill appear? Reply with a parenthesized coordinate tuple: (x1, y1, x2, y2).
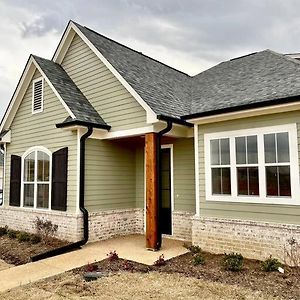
(206, 195, 300, 205)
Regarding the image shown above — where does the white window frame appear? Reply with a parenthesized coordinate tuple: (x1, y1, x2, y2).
(204, 123, 300, 205)
(32, 77, 44, 114)
(21, 146, 52, 210)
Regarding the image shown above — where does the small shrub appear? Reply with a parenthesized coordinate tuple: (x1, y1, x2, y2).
(17, 231, 30, 242)
(223, 252, 244, 272)
(0, 226, 7, 236)
(188, 245, 202, 254)
(7, 229, 18, 239)
(262, 256, 282, 272)
(284, 237, 300, 267)
(85, 262, 98, 272)
(30, 234, 42, 244)
(34, 217, 58, 240)
(153, 254, 166, 266)
(193, 253, 205, 266)
(107, 250, 119, 262)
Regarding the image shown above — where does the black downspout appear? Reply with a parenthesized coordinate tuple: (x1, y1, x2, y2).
(31, 126, 93, 262)
(156, 120, 173, 249)
(79, 126, 93, 244)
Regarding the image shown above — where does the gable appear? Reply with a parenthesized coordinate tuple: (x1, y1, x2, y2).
(11, 69, 70, 133)
(61, 34, 148, 131)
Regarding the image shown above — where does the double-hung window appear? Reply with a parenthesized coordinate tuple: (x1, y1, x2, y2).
(205, 124, 300, 204)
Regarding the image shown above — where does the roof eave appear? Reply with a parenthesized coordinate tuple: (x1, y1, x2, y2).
(157, 114, 193, 127)
(56, 120, 111, 130)
(182, 95, 300, 120)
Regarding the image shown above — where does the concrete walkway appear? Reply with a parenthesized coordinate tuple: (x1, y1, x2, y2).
(0, 235, 188, 292)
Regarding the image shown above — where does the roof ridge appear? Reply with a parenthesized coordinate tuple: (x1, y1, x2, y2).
(75, 22, 191, 77)
(265, 49, 300, 67)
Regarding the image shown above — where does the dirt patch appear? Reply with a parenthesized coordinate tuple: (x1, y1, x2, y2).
(0, 271, 279, 300)
(0, 235, 68, 265)
(72, 253, 299, 300)
(0, 259, 12, 271)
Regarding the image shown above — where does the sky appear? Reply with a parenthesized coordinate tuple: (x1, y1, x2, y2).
(1, 0, 300, 119)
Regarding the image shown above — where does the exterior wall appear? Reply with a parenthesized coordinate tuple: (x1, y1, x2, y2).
(172, 211, 193, 241)
(85, 138, 136, 211)
(3, 70, 78, 212)
(197, 111, 300, 224)
(192, 216, 300, 263)
(173, 138, 195, 213)
(89, 208, 144, 241)
(61, 34, 147, 131)
(0, 206, 82, 242)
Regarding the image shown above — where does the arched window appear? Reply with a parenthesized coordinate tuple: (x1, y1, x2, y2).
(22, 147, 51, 209)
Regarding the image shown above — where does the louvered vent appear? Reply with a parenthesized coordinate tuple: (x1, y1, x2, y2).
(32, 79, 43, 113)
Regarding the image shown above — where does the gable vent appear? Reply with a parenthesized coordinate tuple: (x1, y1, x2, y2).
(32, 78, 43, 113)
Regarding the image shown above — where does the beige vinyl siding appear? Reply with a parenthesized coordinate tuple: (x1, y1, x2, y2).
(173, 138, 195, 212)
(61, 34, 147, 131)
(4, 70, 78, 212)
(134, 138, 195, 212)
(198, 110, 300, 224)
(85, 139, 136, 211)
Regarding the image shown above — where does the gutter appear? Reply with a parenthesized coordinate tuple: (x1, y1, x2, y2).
(157, 114, 193, 127)
(156, 120, 173, 250)
(31, 126, 93, 262)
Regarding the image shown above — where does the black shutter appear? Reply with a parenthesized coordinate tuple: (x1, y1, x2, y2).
(51, 147, 68, 211)
(9, 155, 21, 206)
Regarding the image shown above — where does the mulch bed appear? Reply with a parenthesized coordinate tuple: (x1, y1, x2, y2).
(0, 235, 69, 265)
(74, 252, 300, 300)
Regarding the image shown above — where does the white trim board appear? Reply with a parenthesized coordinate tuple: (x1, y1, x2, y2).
(204, 123, 300, 205)
(52, 21, 157, 124)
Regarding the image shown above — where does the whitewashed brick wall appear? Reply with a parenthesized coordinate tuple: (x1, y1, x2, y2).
(192, 216, 300, 263)
(171, 211, 193, 241)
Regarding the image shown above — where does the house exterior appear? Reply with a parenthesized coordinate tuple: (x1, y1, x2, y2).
(1, 20, 300, 261)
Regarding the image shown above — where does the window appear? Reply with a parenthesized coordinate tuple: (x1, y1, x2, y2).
(204, 124, 300, 205)
(22, 148, 51, 209)
(210, 138, 231, 195)
(32, 78, 43, 114)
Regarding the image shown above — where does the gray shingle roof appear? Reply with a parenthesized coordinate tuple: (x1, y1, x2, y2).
(189, 50, 300, 117)
(33, 55, 109, 128)
(73, 22, 300, 121)
(74, 23, 192, 119)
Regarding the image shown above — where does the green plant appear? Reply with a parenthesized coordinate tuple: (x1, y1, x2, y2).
(187, 245, 202, 254)
(262, 256, 282, 272)
(223, 252, 244, 272)
(107, 250, 119, 262)
(193, 253, 205, 266)
(153, 254, 166, 266)
(34, 217, 58, 240)
(7, 229, 18, 239)
(0, 226, 7, 236)
(17, 231, 31, 242)
(30, 234, 42, 244)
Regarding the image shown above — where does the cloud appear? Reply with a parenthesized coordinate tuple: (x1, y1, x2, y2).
(1, 0, 300, 119)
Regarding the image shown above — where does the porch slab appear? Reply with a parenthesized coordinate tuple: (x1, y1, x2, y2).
(0, 235, 188, 293)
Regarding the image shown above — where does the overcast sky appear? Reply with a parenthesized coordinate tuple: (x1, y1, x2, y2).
(1, 0, 300, 119)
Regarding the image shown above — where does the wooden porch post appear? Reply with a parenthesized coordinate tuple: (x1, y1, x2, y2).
(145, 132, 159, 250)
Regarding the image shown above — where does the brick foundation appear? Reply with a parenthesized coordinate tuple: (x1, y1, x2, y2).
(171, 211, 193, 241)
(0, 206, 144, 242)
(0, 206, 82, 241)
(192, 216, 300, 262)
(89, 208, 144, 241)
